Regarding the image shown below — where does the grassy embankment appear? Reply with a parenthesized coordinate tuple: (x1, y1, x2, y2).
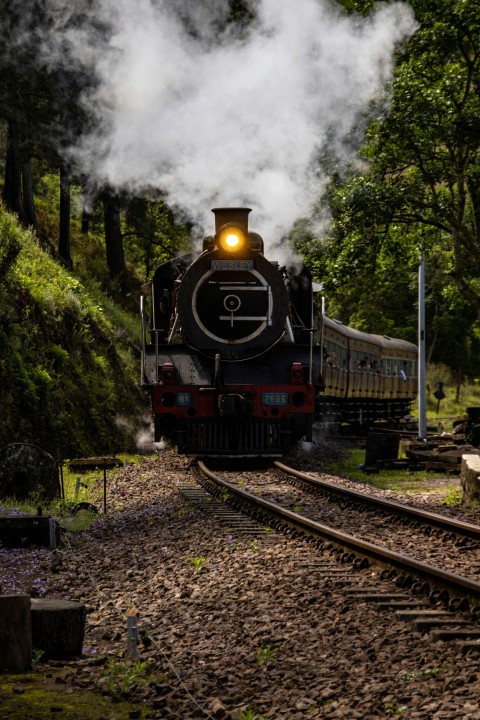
(0, 203, 148, 459)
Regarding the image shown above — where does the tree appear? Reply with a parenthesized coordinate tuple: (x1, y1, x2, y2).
(300, 0, 480, 373)
(102, 190, 130, 293)
(0, 1, 53, 228)
(58, 162, 72, 268)
(123, 197, 192, 280)
(0, 1, 100, 267)
(3, 121, 23, 219)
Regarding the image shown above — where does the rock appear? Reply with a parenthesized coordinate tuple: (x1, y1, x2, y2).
(209, 698, 227, 718)
(461, 454, 480, 503)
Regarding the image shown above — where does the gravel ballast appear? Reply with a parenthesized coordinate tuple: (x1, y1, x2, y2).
(1, 449, 480, 719)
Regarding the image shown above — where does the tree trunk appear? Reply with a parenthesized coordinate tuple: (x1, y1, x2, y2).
(103, 191, 130, 292)
(0, 595, 32, 671)
(3, 121, 23, 219)
(81, 205, 91, 234)
(456, 366, 462, 404)
(31, 598, 86, 660)
(58, 164, 72, 268)
(80, 178, 93, 233)
(21, 158, 36, 228)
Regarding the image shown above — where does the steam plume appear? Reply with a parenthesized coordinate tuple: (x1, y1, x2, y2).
(40, 0, 416, 241)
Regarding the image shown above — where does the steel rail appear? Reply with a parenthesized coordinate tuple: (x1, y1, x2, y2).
(275, 460, 480, 541)
(196, 460, 480, 603)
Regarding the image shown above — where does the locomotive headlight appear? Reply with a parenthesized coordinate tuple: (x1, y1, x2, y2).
(217, 224, 246, 253)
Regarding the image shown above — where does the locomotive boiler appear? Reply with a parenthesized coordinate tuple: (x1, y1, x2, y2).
(140, 207, 418, 456)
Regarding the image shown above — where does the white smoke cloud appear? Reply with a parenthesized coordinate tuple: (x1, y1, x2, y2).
(42, 0, 417, 244)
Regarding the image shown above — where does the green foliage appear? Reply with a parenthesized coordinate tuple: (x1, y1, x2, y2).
(442, 484, 462, 506)
(0, 205, 146, 457)
(65, 512, 97, 532)
(326, 447, 452, 493)
(124, 196, 192, 281)
(238, 711, 268, 720)
(384, 702, 408, 716)
(425, 367, 480, 416)
(256, 645, 278, 666)
(401, 665, 446, 681)
(300, 0, 480, 376)
(0, 208, 21, 283)
(31, 648, 45, 665)
(189, 556, 207, 574)
(99, 659, 148, 697)
(35, 174, 192, 299)
(0, 670, 142, 719)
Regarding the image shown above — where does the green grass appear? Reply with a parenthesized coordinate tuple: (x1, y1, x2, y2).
(0, 204, 146, 457)
(0, 670, 143, 720)
(419, 366, 480, 429)
(98, 658, 150, 697)
(325, 447, 452, 494)
(0, 454, 144, 530)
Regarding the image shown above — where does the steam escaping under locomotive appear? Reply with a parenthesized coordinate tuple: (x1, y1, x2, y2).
(140, 208, 417, 456)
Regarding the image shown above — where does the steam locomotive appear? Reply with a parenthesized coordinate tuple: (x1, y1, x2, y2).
(140, 208, 417, 456)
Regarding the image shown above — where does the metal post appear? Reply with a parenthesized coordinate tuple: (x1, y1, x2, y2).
(418, 253, 427, 439)
(308, 285, 314, 383)
(49, 518, 57, 549)
(126, 615, 138, 658)
(140, 295, 146, 380)
(58, 460, 65, 500)
(103, 464, 107, 514)
(319, 296, 326, 379)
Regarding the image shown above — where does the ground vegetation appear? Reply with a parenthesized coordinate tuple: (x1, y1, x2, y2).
(0, 203, 148, 457)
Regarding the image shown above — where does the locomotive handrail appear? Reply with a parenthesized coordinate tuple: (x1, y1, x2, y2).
(309, 330, 313, 383)
(285, 317, 295, 343)
(140, 295, 147, 381)
(167, 313, 180, 344)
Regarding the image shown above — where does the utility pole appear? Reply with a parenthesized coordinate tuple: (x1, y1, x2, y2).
(418, 253, 427, 439)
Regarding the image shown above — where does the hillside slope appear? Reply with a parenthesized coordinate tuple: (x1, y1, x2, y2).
(0, 206, 149, 458)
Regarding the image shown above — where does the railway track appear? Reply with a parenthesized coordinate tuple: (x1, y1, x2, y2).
(187, 458, 480, 650)
(274, 460, 480, 541)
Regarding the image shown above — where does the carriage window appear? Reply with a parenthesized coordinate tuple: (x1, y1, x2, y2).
(400, 359, 415, 378)
(324, 339, 346, 368)
(351, 351, 380, 372)
(382, 356, 416, 377)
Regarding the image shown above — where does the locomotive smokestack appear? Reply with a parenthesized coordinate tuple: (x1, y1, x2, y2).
(212, 208, 251, 235)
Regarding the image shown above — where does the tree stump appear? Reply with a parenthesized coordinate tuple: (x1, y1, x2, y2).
(0, 595, 32, 671)
(31, 598, 87, 660)
(0, 443, 59, 501)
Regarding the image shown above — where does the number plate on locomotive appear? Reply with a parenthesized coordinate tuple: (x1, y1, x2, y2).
(210, 259, 254, 270)
(262, 392, 288, 406)
(176, 393, 191, 406)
